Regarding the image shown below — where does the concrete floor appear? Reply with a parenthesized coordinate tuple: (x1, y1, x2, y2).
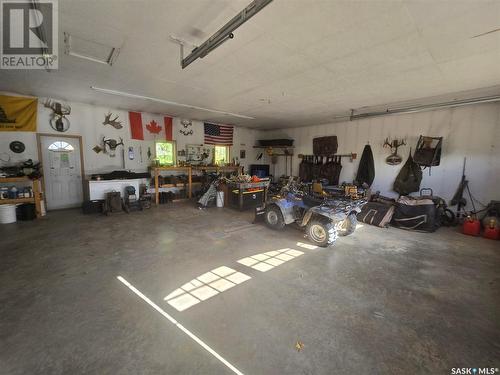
(0, 202, 499, 375)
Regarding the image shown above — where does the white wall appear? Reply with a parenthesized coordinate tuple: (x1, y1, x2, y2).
(0, 93, 259, 176)
(258, 103, 500, 204)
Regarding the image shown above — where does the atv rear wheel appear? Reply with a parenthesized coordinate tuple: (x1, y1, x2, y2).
(264, 204, 285, 230)
(306, 219, 337, 247)
(338, 213, 357, 237)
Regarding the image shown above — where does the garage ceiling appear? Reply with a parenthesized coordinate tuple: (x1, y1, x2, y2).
(2, 0, 500, 128)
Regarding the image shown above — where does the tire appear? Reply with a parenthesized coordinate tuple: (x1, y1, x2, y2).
(306, 219, 338, 247)
(264, 204, 285, 230)
(338, 213, 357, 236)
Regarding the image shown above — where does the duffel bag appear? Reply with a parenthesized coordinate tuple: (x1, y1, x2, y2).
(391, 196, 438, 232)
(357, 201, 395, 228)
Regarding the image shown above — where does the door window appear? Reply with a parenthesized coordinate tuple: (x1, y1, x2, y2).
(48, 141, 74, 151)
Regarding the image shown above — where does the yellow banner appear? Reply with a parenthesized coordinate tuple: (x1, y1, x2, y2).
(0, 95, 37, 132)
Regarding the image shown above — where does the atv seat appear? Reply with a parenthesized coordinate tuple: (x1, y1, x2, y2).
(302, 195, 324, 208)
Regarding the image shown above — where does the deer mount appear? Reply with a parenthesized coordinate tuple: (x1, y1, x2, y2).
(103, 112, 123, 129)
(44, 99, 71, 132)
(383, 138, 406, 165)
(180, 129, 193, 136)
(102, 137, 124, 157)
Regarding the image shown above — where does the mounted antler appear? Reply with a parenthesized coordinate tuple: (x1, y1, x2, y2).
(102, 137, 124, 157)
(44, 98, 71, 132)
(384, 138, 406, 149)
(44, 99, 71, 115)
(383, 138, 407, 165)
(102, 112, 123, 129)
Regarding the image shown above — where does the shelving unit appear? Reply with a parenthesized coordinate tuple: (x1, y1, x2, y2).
(154, 166, 192, 205)
(0, 177, 42, 218)
(153, 166, 243, 205)
(192, 165, 243, 174)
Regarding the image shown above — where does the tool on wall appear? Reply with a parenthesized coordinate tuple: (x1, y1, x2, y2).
(44, 99, 71, 132)
(102, 112, 123, 129)
(383, 138, 406, 165)
(139, 146, 143, 163)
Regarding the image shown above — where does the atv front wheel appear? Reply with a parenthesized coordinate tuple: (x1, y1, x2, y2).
(264, 205, 285, 230)
(306, 219, 337, 247)
(338, 213, 357, 236)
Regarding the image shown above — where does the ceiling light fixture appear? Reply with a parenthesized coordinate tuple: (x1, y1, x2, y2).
(90, 86, 255, 120)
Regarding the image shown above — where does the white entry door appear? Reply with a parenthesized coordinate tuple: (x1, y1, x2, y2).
(40, 136, 83, 210)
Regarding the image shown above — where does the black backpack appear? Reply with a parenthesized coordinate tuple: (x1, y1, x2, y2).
(394, 153, 422, 195)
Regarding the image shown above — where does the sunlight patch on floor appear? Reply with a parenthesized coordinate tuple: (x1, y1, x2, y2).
(237, 248, 305, 273)
(164, 266, 251, 311)
(117, 276, 245, 375)
(296, 242, 318, 250)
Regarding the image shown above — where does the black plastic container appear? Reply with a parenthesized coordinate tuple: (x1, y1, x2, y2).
(230, 189, 264, 210)
(16, 203, 36, 221)
(82, 200, 104, 214)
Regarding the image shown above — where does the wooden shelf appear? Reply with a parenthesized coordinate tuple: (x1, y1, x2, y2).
(0, 177, 41, 218)
(160, 184, 186, 189)
(0, 197, 35, 204)
(0, 176, 31, 183)
(154, 167, 192, 204)
(192, 166, 242, 173)
(153, 166, 242, 205)
(155, 166, 191, 171)
(253, 145, 294, 149)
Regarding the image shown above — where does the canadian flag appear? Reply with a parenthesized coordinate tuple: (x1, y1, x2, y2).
(129, 112, 173, 141)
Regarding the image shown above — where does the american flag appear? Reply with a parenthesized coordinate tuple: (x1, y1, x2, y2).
(204, 123, 234, 145)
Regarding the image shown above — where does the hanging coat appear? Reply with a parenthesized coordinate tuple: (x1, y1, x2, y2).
(393, 153, 422, 195)
(356, 145, 375, 187)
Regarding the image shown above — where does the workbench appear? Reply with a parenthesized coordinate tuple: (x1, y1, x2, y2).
(228, 180, 270, 211)
(153, 165, 242, 205)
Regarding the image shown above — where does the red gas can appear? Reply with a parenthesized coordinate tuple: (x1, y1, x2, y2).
(463, 218, 481, 236)
(483, 219, 499, 240)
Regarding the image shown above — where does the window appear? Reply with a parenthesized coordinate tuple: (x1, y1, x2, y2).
(214, 145, 229, 165)
(48, 141, 74, 151)
(156, 141, 175, 166)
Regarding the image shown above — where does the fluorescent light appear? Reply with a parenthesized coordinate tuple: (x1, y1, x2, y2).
(90, 86, 255, 120)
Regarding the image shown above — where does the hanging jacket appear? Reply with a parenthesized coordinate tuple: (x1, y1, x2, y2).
(356, 145, 375, 187)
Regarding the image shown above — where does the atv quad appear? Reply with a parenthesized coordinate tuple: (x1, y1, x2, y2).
(263, 179, 366, 247)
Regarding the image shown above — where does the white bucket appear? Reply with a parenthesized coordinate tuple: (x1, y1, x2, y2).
(216, 191, 224, 208)
(0, 204, 17, 224)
